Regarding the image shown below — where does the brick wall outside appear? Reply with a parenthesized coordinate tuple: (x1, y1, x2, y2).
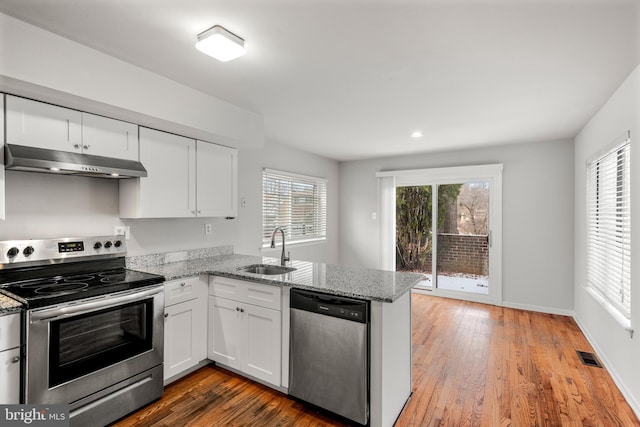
(422, 233, 488, 275)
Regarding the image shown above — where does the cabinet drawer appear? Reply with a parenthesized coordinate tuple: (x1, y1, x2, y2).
(164, 276, 207, 307)
(0, 313, 20, 351)
(209, 277, 281, 311)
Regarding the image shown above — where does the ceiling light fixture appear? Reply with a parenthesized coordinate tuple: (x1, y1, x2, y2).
(195, 25, 246, 62)
(411, 131, 423, 138)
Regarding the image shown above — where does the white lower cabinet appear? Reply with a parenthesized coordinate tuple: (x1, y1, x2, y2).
(208, 277, 281, 387)
(163, 277, 208, 382)
(0, 313, 21, 404)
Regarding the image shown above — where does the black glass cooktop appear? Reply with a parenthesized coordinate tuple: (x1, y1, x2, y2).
(0, 258, 164, 309)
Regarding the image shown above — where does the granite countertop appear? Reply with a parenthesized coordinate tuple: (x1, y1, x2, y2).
(130, 253, 424, 303)
(0, 293, 23, 315)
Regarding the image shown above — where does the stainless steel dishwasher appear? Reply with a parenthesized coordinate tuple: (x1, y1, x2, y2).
(289, 288, 370, 425)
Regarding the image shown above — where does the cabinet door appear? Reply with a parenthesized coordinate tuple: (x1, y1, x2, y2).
(82, 113, 139, 160)
(0, 348, 21, 404)
(196, 141, 238, 217)
(135, 127, 196, 218)
(243, 304, 281, 386)
(6, 95, 82, 152)
(208, 296, 242, 370)
(164, 298, 207, 381)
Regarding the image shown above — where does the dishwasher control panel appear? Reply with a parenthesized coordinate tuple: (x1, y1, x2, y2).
(290, 288, 369, 323)
(317, 303, 365, 321)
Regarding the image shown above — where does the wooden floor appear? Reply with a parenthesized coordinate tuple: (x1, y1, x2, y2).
(113, 293, 640, 426)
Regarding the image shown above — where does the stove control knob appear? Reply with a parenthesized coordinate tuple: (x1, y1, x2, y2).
(94, 242, 102, 250)
(7, 247, 19, 259)
(104, 241, 113, 249)
(114, 240, 122, 248)
(23, 246, 35, 257)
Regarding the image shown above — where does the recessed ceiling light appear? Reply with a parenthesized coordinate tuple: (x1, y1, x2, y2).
(410, 131, 423, 138)
(195, 25, 246, 62)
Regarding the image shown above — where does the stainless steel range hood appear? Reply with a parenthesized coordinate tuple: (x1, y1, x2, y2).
(4, 144, 147, 178)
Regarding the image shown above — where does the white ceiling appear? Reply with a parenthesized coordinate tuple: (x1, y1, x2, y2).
(0, 0, 638, 161)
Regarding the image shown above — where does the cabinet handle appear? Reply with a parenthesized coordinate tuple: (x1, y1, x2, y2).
(197, 210, 201, 214)
(180, 282, 185, 287)
(11, 356, 20, 363)
(83, 144, 90, 150)
(239, 308, 245, 313)
(74, 144, 81, 149)
(164, 313, 169, 318)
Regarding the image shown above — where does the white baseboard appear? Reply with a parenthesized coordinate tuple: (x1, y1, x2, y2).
(572, 314, 640, 420)
(502, 301, 574, 317)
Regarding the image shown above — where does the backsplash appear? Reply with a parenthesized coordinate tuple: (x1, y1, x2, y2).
(126, 245, 234, 270)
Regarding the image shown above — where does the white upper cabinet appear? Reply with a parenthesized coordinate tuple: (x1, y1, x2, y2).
(196, 141, 238, 218)
(6, 95, 82, 152)
(5, 95, 139, 161)
(120, 127, 238, 218)
(81, 113, 139, 161)
(120, 127, 196, 218)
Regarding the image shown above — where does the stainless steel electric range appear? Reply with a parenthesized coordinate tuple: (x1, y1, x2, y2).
(0, 236, 165, 427)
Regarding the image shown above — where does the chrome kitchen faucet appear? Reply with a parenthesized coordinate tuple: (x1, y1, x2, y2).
(270, 226, 290, 266)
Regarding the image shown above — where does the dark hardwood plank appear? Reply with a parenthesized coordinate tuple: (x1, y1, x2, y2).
(112, 293, 640, 426)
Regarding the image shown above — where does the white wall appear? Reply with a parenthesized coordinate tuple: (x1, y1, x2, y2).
(0, 139, 340, 265)
(339, 139, 575, 313)
(574, 64, 640, 415)
(0, 12, 263, 149)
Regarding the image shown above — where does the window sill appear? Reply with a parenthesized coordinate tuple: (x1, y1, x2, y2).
(260, 238, 326, 252)
(585, 286, 633, 336)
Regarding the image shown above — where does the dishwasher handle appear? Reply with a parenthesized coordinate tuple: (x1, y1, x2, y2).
(290, 288, 369, 323)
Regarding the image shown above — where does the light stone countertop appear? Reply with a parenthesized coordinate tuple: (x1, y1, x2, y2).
(0, 293, 23, 314)
(131, 253, 424, 303)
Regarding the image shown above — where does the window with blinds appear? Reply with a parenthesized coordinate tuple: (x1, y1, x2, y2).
(262, 169, 327, 247)
(586, 133, 631, 321)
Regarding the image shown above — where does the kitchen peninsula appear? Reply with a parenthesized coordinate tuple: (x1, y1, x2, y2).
(130, 252, 423, 427)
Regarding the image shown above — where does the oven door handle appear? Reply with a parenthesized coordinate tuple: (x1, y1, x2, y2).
(29, 286, 163, 322)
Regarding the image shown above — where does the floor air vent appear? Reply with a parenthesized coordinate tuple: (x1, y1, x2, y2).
(576, 350, 603, 368)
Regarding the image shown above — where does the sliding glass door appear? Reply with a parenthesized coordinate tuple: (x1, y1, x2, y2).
(381, 164, 502, 305)
(435, 182, 490, 296)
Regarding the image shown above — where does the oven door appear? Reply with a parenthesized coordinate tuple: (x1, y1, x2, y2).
(25, 285, 164, 405)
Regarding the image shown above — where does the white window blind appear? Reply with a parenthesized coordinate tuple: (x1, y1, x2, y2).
(586, 134, 631, 320)
(262, 169, 327, 246)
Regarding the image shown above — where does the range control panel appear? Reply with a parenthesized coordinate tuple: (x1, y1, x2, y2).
(0, 236, 126, 265)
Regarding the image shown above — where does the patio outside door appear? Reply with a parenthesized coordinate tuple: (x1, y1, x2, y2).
(434, 182, 490, 296)
(379, 164, 502, 306)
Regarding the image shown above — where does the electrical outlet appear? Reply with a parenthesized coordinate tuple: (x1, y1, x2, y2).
(205, 224, 213, 235)
(241, 197, 247, 208)
(371, 212, 377, 220)
(114, 226, 130, 239)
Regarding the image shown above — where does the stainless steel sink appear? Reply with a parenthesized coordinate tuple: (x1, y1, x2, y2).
(238, 264, 297, 275)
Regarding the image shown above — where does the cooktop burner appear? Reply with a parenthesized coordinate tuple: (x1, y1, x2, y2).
(34, 282, 89, 294)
